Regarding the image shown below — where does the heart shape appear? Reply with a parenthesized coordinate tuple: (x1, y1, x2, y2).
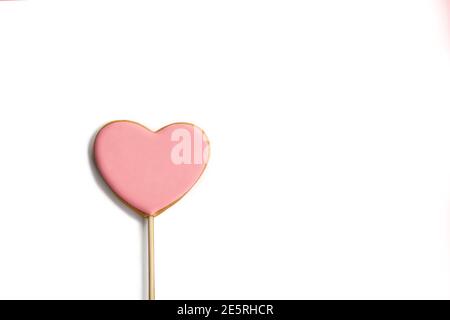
(94, 120, 210, 216)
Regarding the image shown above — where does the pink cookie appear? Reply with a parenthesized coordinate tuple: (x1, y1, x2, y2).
(94, 120, 210, 216)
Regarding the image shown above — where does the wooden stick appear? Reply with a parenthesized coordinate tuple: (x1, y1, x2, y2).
(148, 215, 155, 300)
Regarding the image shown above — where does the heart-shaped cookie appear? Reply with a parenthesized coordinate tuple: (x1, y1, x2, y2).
(94, 120, 210, 216)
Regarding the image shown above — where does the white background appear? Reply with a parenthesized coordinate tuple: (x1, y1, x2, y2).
(0, 1, 450, 300)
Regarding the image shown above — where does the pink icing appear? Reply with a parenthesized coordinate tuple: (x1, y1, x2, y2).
(94, 121, 209, 216)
